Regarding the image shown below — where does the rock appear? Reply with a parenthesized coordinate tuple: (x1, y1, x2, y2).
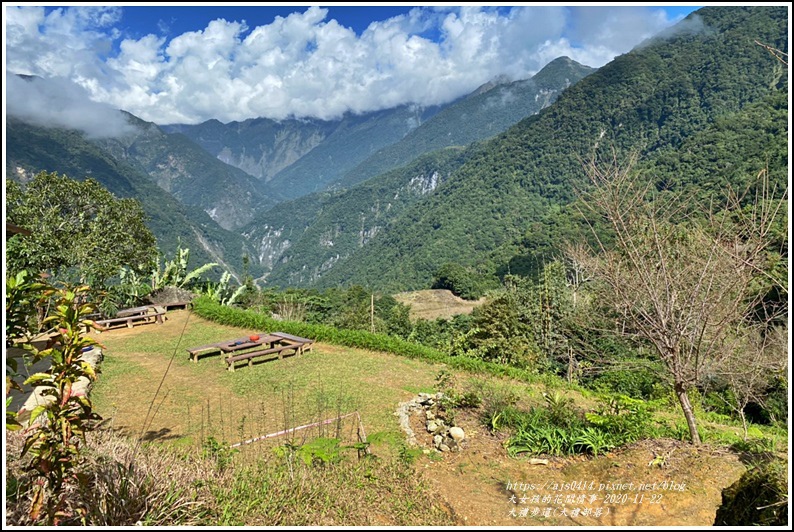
(147, 286, 196, 306)
(449, 426, 465, 442)
(433, 435, 444, 446)
(425, 410, 436, 421)
(439, 444, 451, 452)
(418, 393, 435, 406)
(427, 421, 439, 432)
(528, 458, 549, 465)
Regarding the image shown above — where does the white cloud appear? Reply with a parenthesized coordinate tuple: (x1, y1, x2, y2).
(4, 5, 681, 124)
(6, 74, 136, 138)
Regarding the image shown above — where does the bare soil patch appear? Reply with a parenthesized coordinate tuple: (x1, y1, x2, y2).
(409, 409, 747, 526)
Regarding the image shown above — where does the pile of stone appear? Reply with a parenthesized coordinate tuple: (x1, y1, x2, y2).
(396, 392, 466, 452)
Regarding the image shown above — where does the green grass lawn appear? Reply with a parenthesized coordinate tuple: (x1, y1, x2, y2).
(90, 310, 447, 449)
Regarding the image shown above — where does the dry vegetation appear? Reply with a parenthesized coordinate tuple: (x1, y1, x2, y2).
(394, 289, 484, 320)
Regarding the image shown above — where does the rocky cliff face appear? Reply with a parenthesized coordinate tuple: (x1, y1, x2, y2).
(212, 121, 332, 181)
(242, 147, 469, 288)
(97, 113, 273, 229)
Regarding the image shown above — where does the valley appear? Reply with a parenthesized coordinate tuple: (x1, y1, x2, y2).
(5, 5, 788, 528)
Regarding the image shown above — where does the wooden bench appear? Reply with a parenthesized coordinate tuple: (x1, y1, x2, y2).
(95, 305, 166, 332)
(186, 342, 224, 362)
(272, 332, 314, 353)
(225, 344, 301, 371)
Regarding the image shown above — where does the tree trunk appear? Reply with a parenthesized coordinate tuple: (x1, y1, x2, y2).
(740, 409, 748, 441)
(675, 382, 701, 445)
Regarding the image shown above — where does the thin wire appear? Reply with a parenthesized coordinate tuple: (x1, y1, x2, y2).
(133, 307, 193, 456)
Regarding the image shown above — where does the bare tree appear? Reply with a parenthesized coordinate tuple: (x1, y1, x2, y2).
(569, 151, 787, 444)
(714, 324, 787, 439)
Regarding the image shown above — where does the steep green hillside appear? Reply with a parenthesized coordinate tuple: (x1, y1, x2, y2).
(260, 105, 445, 199)
(243, 146, 475, 286)
(5, 117, 260, 277)
(169, 104, 444, 201)
(164, 117, 339, 182)
(311, 6, 788, 291)
(240, 56, 593, 283)
(337, 56, 595, 189)
(95, 113, 277, 230)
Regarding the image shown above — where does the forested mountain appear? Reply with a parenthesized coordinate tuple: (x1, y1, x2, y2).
(241, 146, 475, 284)
(263, 105, 446, 198)
(486, 87, 789, 282)
(5, 117, 260, 277)
(335, 56, 595, 190)
(167, 56, 590, 202)
(303, 6, 788, 292)
(166, 104, 445, 200)
(6, 6, 786, 293)
(94, 113, 278, 229)
(239, 56, 594, 283)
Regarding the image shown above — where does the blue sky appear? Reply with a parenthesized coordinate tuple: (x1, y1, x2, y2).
(66, 5, 702, 47)
(74, 5, 702, 38)
(7, 4, 706, 129)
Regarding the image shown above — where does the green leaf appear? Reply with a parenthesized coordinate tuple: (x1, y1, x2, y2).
(27, 405, 48, 425)
(24, 373, 55, 386)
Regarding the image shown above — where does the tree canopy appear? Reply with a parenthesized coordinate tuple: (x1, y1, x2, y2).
(6, 171, 158, 284)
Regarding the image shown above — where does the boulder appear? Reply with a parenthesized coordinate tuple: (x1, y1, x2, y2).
(449, 426, 465, 442)
(147, 286, 196, 306)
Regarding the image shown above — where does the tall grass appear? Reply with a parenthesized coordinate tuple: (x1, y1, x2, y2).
(5, 427, 455, 526)
(5, 429, 216, 526)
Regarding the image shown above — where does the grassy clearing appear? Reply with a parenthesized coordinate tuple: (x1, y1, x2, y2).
(394, 289, 484, 320)
(89, 310, 447, 449)
(70, 308, 787, 526)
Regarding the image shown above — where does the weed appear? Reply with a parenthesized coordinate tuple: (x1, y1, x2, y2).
(202, 437, 238, 473)
(574, 428, 615, 457)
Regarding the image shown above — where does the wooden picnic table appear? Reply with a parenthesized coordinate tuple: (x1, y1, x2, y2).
(218, 334, 284, 354)
(185, 332, 315, 370)
(95, 305, 166, 332)
(116, 305, 156, 318)
(185, 332, 271, 363)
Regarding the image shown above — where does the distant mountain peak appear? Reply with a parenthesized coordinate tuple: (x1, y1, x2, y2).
(470, 74, 513, 97)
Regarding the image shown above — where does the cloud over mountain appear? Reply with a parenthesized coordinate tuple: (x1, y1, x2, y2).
(5, 5, 683, 124)
(6, 74, 135, 138)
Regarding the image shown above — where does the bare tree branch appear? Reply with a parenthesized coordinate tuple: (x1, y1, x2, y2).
(569, 153, 787, 444)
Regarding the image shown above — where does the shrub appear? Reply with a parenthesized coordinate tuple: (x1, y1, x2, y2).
(192, 296, 573, 390)
(714, 458, 788, 526)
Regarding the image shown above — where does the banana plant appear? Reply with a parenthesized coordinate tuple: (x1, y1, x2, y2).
(150, 246, 217, 291)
